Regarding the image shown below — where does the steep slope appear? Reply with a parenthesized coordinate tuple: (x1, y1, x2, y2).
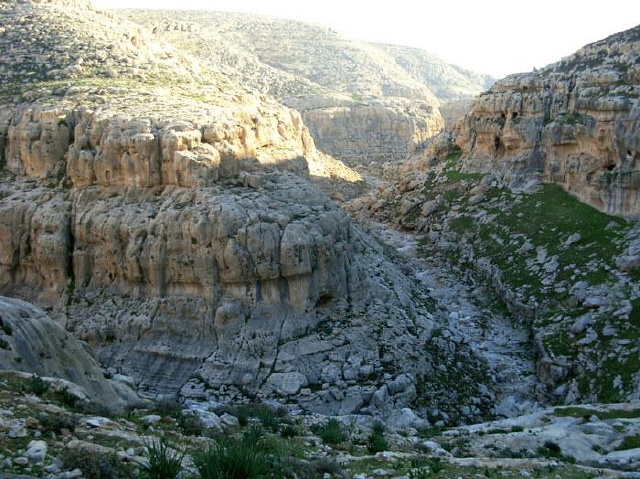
(346, 26, 640, 406)
(456, 24, 640, 216)
(122, 10, 446, 166)
(0, 0, 494, 424)
(373, 43, 495, 103)
(0, 296, 139, 412)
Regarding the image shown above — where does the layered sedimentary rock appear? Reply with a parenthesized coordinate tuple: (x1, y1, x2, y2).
(125, 10, 450, 165)
(0, 97, 489, 421)
(0, 0, 493, 423)
(456, 25, 640, 216)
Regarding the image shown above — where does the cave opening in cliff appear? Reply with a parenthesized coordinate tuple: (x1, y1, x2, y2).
(315, 293, 333, 308)
(494, 135, 501, 151)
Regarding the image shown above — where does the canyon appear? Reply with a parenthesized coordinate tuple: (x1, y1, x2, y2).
(0, 1, 639, 478)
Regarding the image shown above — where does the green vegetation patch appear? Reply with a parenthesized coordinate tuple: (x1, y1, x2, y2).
(417, 156, 638, 403)
(617, 435, 640, 451)
(554, 406, 640, 419)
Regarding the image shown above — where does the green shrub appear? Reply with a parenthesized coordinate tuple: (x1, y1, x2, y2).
(143, 437, 185, 479)
(38, 412, 77, 435)
(231, 403, 285, 432)
(367, 421, 388, 453)
(617, 435, 640, 451)
(56, 386, 78, 409)
(429, 457, 444, 473)
(194, 426, 270, 479)
(75, 400, 113, 417)
(178, 412, 205, 436)
(311, 418, 347, 445)
(153, 398, 183, 418)
(24, 375, 49, 396)
(61, 448, 130, 479)
(537, 440, 574, 462)
(279, 424, 300, 438)
(308, 458, 346, 479)
(538, 440, 562, 458)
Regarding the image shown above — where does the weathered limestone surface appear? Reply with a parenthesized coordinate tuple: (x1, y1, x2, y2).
(299, 97, 443, 165)
(456, 25, 640, 216)
(128, 10, 451, 166)
(0, 295, 139, 411)
(0, 0, 494, 424)
(0, 105, 487, 420)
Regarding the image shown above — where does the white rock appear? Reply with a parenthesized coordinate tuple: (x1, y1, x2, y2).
(60, 469, 84, 479)
(9, 425, 28, 438)
(141, 414, 162, 425)
(86, 416, 114, 428)
(25, 439, 47, 464)
(564, 233, 581, 246)
(220, 413, 239, 428)
(266, 372, 308, 396)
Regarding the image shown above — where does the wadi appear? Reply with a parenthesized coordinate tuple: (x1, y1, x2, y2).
(0, 1, 639, 478)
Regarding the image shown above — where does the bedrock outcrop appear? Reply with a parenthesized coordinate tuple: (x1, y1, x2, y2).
(0, 0, 496, 423)
(128, 10, 446, 166)
(0, 295, 139, 412)
(0, 99, 491, 423)
(456, 25, 640, 216)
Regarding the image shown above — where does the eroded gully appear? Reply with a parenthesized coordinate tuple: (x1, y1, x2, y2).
(372, 223, 541, 418)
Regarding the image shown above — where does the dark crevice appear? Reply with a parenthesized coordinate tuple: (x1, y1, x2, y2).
(66, 220, 75, 287)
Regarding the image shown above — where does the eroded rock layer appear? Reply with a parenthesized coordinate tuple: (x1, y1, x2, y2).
(456, 25, 640, 216)
(125, 10, 452, 165)
(0, 0, 493, 424)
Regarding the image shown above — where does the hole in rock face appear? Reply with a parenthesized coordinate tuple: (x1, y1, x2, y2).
(494, 136, 501, 151)
(512, 112, 518, 119)
(315, 293, 333, 308)
(605, 163, 616, 171)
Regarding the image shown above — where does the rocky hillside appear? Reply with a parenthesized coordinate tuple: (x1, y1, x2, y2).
(121, 10, 492, 167)
(348, 144, 640, 407)
(345, 25, 640, 407)
(374, 43, 495, 103)
(0, 0, 498, 426)
(0, 296, 139, 412)
(456, 24, 640, 217)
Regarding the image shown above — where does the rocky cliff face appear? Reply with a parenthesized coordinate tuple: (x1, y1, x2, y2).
(123, 10, 459, 166)
(0, 0, 493, 424)
(0, 97, 489, 422)
(456, 25, 640, 216)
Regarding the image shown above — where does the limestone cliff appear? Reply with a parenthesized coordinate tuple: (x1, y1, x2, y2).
(123, 10, 451, 166)
(0, 0, 493, 423)
(456, 25, 640, 216)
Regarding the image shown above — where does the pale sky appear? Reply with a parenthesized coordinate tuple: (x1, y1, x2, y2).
(93, 0, 640, 78)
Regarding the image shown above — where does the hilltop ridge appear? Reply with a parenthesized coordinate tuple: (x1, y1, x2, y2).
(123, 10, 494, 166)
